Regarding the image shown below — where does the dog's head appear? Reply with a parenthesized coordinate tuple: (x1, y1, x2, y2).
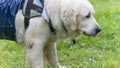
(61, 0, 101, 37)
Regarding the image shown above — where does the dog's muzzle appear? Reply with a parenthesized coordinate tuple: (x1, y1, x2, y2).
(83, 26, 101, 37)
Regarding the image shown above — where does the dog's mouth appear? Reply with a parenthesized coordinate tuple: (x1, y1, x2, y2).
(83, 31, 98, 37)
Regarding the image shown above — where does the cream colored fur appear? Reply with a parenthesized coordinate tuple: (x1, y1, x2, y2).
(15, 0, 101, 68)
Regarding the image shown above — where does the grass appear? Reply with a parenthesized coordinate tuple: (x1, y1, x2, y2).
(0, 0, 120, 68)
(0, 40, 26, 68)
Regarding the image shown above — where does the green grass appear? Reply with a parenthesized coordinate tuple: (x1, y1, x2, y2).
(0, 40, 26, 68)
(1, 0, 120, 68)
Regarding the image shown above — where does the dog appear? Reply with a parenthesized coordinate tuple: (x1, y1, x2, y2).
(15, 0, 101, 68)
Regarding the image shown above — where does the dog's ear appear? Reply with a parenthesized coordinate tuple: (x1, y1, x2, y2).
(69, 8, 77, 31)
(62, 7, 78, 31)
(70, 14, 77, 31)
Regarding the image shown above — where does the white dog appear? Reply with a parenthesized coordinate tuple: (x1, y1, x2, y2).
(15, 0, 101, 68)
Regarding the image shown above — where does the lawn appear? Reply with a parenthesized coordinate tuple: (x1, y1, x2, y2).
(0, 0, 120, 68)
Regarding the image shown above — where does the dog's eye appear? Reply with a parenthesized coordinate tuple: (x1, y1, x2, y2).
(85, 12, 91, 18)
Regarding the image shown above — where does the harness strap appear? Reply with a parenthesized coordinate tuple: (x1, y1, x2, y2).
(25, 0, 43, 17)
(48, 19, 56, 34)
(24, 17, 56, 35)
(23, 0, 44, 29)
(22, 0, 44, 18)
(24, 17, 30, 29)
(62, 21, 68, 33)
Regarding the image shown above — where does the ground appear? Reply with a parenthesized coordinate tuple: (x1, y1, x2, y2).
(0, 0, 120, 68)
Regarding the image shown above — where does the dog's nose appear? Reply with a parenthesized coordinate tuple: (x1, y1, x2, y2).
(95, 27, 101, 33)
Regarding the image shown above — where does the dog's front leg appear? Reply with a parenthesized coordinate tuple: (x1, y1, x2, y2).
(44, 43, 66, 68)
(26, 41, 45, 68)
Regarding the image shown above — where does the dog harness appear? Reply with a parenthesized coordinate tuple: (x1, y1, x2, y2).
(23, 0, 44, 29)
(23, 0, 58, 34)
(23, 0, 44, 18)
